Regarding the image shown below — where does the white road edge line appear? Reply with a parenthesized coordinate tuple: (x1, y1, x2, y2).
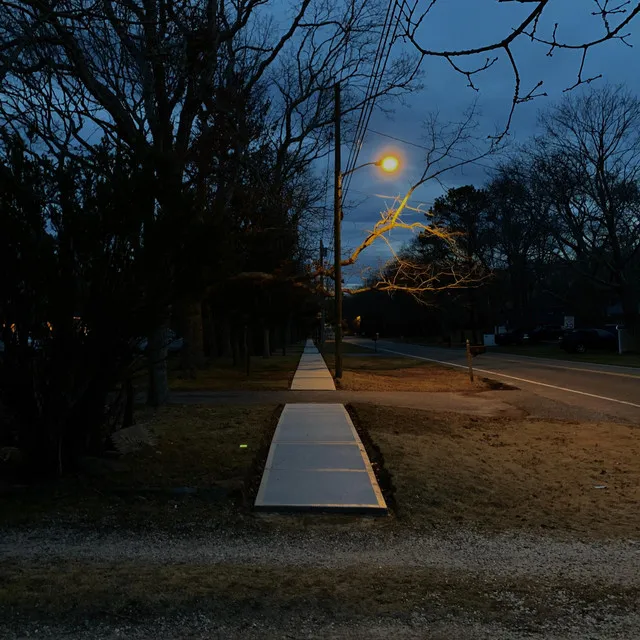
(484, 354, 640, 379)
(374, 346, 640, 410)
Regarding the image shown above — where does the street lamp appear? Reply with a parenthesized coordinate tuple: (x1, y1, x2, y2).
(333, 155, 398, 378)
(340, 156, 401, 180)
(379, 155, 400, 173)
(333, 84, 399, 379)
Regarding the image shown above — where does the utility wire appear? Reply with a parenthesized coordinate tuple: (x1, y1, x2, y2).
(342, 0, 400, 201)
(320, 142, 332, 243)
(342, 0, 402, 202)
(342, 0, 396, 180)
(343, 1, 398, 188)
(367, 128, 501, 172)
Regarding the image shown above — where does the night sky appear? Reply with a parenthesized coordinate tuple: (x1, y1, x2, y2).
(332, 0, 640, 287)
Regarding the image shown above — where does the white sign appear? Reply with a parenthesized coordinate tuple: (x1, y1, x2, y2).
(563, 316, 575, 329)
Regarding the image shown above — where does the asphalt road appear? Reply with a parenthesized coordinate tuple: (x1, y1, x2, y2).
(348, 338, 640, 422)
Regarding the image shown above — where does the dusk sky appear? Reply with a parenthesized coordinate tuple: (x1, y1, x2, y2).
(331, 0, 640, 288)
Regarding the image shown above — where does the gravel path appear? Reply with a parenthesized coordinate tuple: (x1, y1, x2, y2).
(5, 616, 640, 640)
(2, 527, 639, 585)
(2, 526, 639, 639)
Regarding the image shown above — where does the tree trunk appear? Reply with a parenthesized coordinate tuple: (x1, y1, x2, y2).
(222, 318, 232, 357)
(147, 319, 170, 407)
(262, 324, 270, 358)
(244, 324, 250, 376)
(123, 379, 134, 428)
(231, 335, 239, 367)
(202, 301, 216, 359)
(466, 252, 479, 344)
(281, 324, 286, 356)
(179, 297, 205, 376)
(285, 313, 293, 349)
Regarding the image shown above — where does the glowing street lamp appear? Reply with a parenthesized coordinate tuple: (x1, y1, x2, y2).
(332, 149, 401, 379)
(378, 155, 400, 173)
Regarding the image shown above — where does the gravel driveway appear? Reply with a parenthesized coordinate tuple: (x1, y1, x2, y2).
(2, 526, 639, 639)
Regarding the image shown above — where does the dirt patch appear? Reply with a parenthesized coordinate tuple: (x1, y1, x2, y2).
(481, 378, 518, 391)
(0, 405, 279, 529)
(323, 353, 490, 392)
(351, 404, 640, 539)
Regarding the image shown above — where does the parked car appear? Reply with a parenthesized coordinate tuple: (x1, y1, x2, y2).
(494, 328, 533, 346)
(560, 328, 617, 353)
(495, 324, 567, 346)
(528, 325, 565, 343)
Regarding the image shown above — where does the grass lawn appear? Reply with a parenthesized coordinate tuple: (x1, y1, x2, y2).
(322, 341, 489, 392)
(0, 404, 280, 529)
(490, 343, 640, 367)
(351, 404, 640, 539)
(168, 343, 304, 391)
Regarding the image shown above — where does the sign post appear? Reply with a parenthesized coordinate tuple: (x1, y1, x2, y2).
(617, 325, 623, 355)
(466, 339, 474, 383)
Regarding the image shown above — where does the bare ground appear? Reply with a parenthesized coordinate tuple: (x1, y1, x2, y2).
(1, 527, 639, 639)
(0, 404, 279, 529)
(352, 404, 640, 539)
(327, 355, 490, 392)
(2, 384, 639, 639)
(321, 342, 490, 392)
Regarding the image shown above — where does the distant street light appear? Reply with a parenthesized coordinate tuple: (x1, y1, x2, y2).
(333, 82, 401, 379)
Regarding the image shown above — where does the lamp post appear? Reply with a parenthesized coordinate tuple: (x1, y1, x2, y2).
(333, 83, 399, 379)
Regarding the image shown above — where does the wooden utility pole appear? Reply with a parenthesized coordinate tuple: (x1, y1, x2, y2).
(319, 238, 326, 349)
(334, 82, 343, 379)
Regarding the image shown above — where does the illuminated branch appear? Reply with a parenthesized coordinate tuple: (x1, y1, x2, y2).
(328, 1, 640, 300)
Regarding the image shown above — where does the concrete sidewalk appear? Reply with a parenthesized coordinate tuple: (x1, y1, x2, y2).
(254, 339, 387, 513)
(289, 339, 335, 390)
(254, 403, 387, 513)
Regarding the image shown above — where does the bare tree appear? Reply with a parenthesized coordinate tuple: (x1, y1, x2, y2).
(531, 85, 640, 331)
(335, 0, 640, 299)
(484, 160, 556, 325)
(0, 0, 420, 398)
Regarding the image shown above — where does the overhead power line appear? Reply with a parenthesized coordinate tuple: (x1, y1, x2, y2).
(320, 143, 332, 241)
(343, 0, 396, 180)
(342, 0, 402, 202)
(367, 129, 501, 172)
